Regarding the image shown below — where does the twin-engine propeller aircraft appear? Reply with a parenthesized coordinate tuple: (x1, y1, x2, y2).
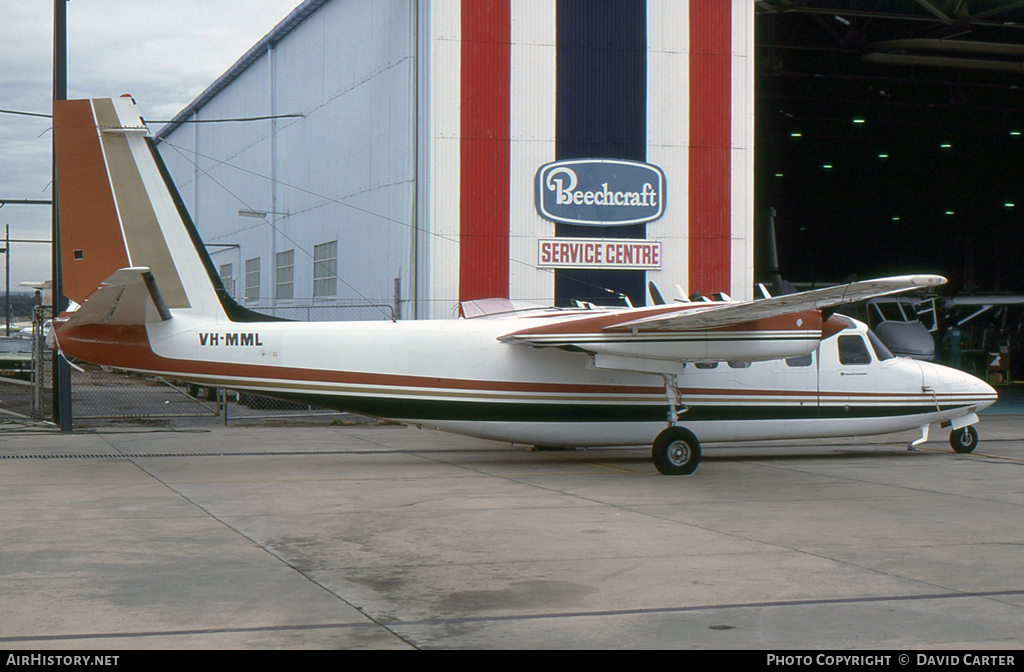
(51, 97, 997, 474)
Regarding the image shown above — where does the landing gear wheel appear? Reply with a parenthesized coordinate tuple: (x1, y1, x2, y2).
(652, 427, 701, 475)
(950, 426, 978, 454)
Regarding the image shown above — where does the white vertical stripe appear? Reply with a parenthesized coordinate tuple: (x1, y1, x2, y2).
(730, 0, 756, 302)
(424, 0, 462, 318)
(111, 97, 224, 316)
(509, 0, 557, 304)
(647, 0, 690, 301)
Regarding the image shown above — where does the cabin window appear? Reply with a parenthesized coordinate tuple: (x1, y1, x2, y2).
(867, 330, 895, 361)
(728, 361, 751, 369)
(838, 335, 872, 365)
(786, 354, 813, 367)
(695, 362, 718, 369)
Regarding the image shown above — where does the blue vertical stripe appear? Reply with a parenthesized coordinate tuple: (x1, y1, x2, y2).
(554, 0, 648, 307)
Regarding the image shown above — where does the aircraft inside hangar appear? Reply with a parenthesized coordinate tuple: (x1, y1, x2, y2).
(754, 0, 1024, 386)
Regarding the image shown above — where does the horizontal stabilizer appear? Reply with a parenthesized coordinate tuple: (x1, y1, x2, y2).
(61, 267, 172, 328)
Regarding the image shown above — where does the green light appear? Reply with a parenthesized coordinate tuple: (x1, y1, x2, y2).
(1006, 203, 1016, 208)
(1012, 131, 1021, 136)
(878, 153, 889, 159)
(790, 132, 803, 138)
(941, 143, 952, 149)
(945, 211, 955, 216)
(892, 216, 901, 221)
(775, 173, 784, 178)
(823, 164, 833, 169)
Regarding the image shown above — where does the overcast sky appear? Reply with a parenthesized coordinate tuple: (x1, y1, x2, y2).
(0, 0, 301, 290)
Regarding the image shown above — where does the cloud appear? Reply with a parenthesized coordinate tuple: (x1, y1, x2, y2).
(0, 0, 300, 287)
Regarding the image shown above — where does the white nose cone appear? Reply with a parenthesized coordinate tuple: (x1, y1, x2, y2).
(921, 361, 998, 413)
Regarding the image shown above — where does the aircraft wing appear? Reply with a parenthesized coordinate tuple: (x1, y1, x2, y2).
(611, 274, 946, 332)
(499, 275, 945, 358)
(59, 267, 172, 328)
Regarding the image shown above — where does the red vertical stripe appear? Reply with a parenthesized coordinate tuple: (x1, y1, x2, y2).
(688, 0, 732, 295)
(53, 100, 131, 304)
(460, 0, 511, 301)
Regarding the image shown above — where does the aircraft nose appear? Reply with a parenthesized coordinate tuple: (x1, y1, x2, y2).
(972, 375, 999, 411)
(922, 362, 998, 411)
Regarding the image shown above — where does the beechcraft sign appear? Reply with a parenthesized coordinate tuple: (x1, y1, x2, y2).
(536, 158, 665, 226)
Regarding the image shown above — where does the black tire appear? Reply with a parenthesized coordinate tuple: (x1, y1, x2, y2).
(950, 426, 978, 454)
(652, 427, 701, 475)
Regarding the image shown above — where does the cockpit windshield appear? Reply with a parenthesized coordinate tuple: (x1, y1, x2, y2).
(867, 328, 896, 361)
(876, 302, 904, 323)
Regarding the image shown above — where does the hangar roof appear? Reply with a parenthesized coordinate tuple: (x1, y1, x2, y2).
(156, 0, 327, 139)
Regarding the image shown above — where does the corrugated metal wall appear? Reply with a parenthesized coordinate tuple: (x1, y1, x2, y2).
(646, 0, 691, 302)
(161, 0, 418, 321)
(688, 0, 733, 297)
(553, 0, 648, 308)
(160, 0, 756, 320)
(459, 0, 511, 303)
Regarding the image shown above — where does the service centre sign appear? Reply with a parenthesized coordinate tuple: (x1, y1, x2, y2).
(538, 238, 662, 270)
(536, 158, 665, 226)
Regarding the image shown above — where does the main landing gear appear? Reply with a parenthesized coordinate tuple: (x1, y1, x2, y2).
(950, 426, 979, 454)
(652, 426, 701, 475)
(651, 374, 701, 475)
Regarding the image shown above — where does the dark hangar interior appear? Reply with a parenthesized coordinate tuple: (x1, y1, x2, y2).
(755, 0, 1024, 296)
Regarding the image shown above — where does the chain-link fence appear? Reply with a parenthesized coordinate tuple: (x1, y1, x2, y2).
(0, 303, 389, 427)
(246, 302, 396, 323)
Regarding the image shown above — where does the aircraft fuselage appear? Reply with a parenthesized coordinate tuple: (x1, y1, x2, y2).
(56, 311, 996, 449)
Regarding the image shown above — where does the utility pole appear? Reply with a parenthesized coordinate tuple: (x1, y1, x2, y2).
(4, 226, 9, 337)
(53, 0, 72, 431)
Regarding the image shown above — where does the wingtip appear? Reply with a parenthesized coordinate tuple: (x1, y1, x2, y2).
(871, 274, 947, 289)
(913, 274, 947, 287)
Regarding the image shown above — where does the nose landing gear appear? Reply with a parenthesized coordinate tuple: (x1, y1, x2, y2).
(950, 426, 979, 454)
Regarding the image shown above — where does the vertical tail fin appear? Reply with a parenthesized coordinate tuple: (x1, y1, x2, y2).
(53, 96, 265, 321)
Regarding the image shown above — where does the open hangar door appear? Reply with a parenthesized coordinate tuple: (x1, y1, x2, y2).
(754, 0, 1024, 296)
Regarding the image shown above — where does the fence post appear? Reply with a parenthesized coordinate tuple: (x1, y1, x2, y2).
(31, 305, 47, 419)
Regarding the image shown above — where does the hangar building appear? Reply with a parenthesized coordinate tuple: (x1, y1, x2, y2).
(157, 0, 756, 320)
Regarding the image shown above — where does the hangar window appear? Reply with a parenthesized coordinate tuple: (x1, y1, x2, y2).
(219, 263, 235, 299)
(313, 240, 338, 298)
(838, 335, 872, 365)
(244, 257, 261, 303)
(275, 249, 294, 300)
